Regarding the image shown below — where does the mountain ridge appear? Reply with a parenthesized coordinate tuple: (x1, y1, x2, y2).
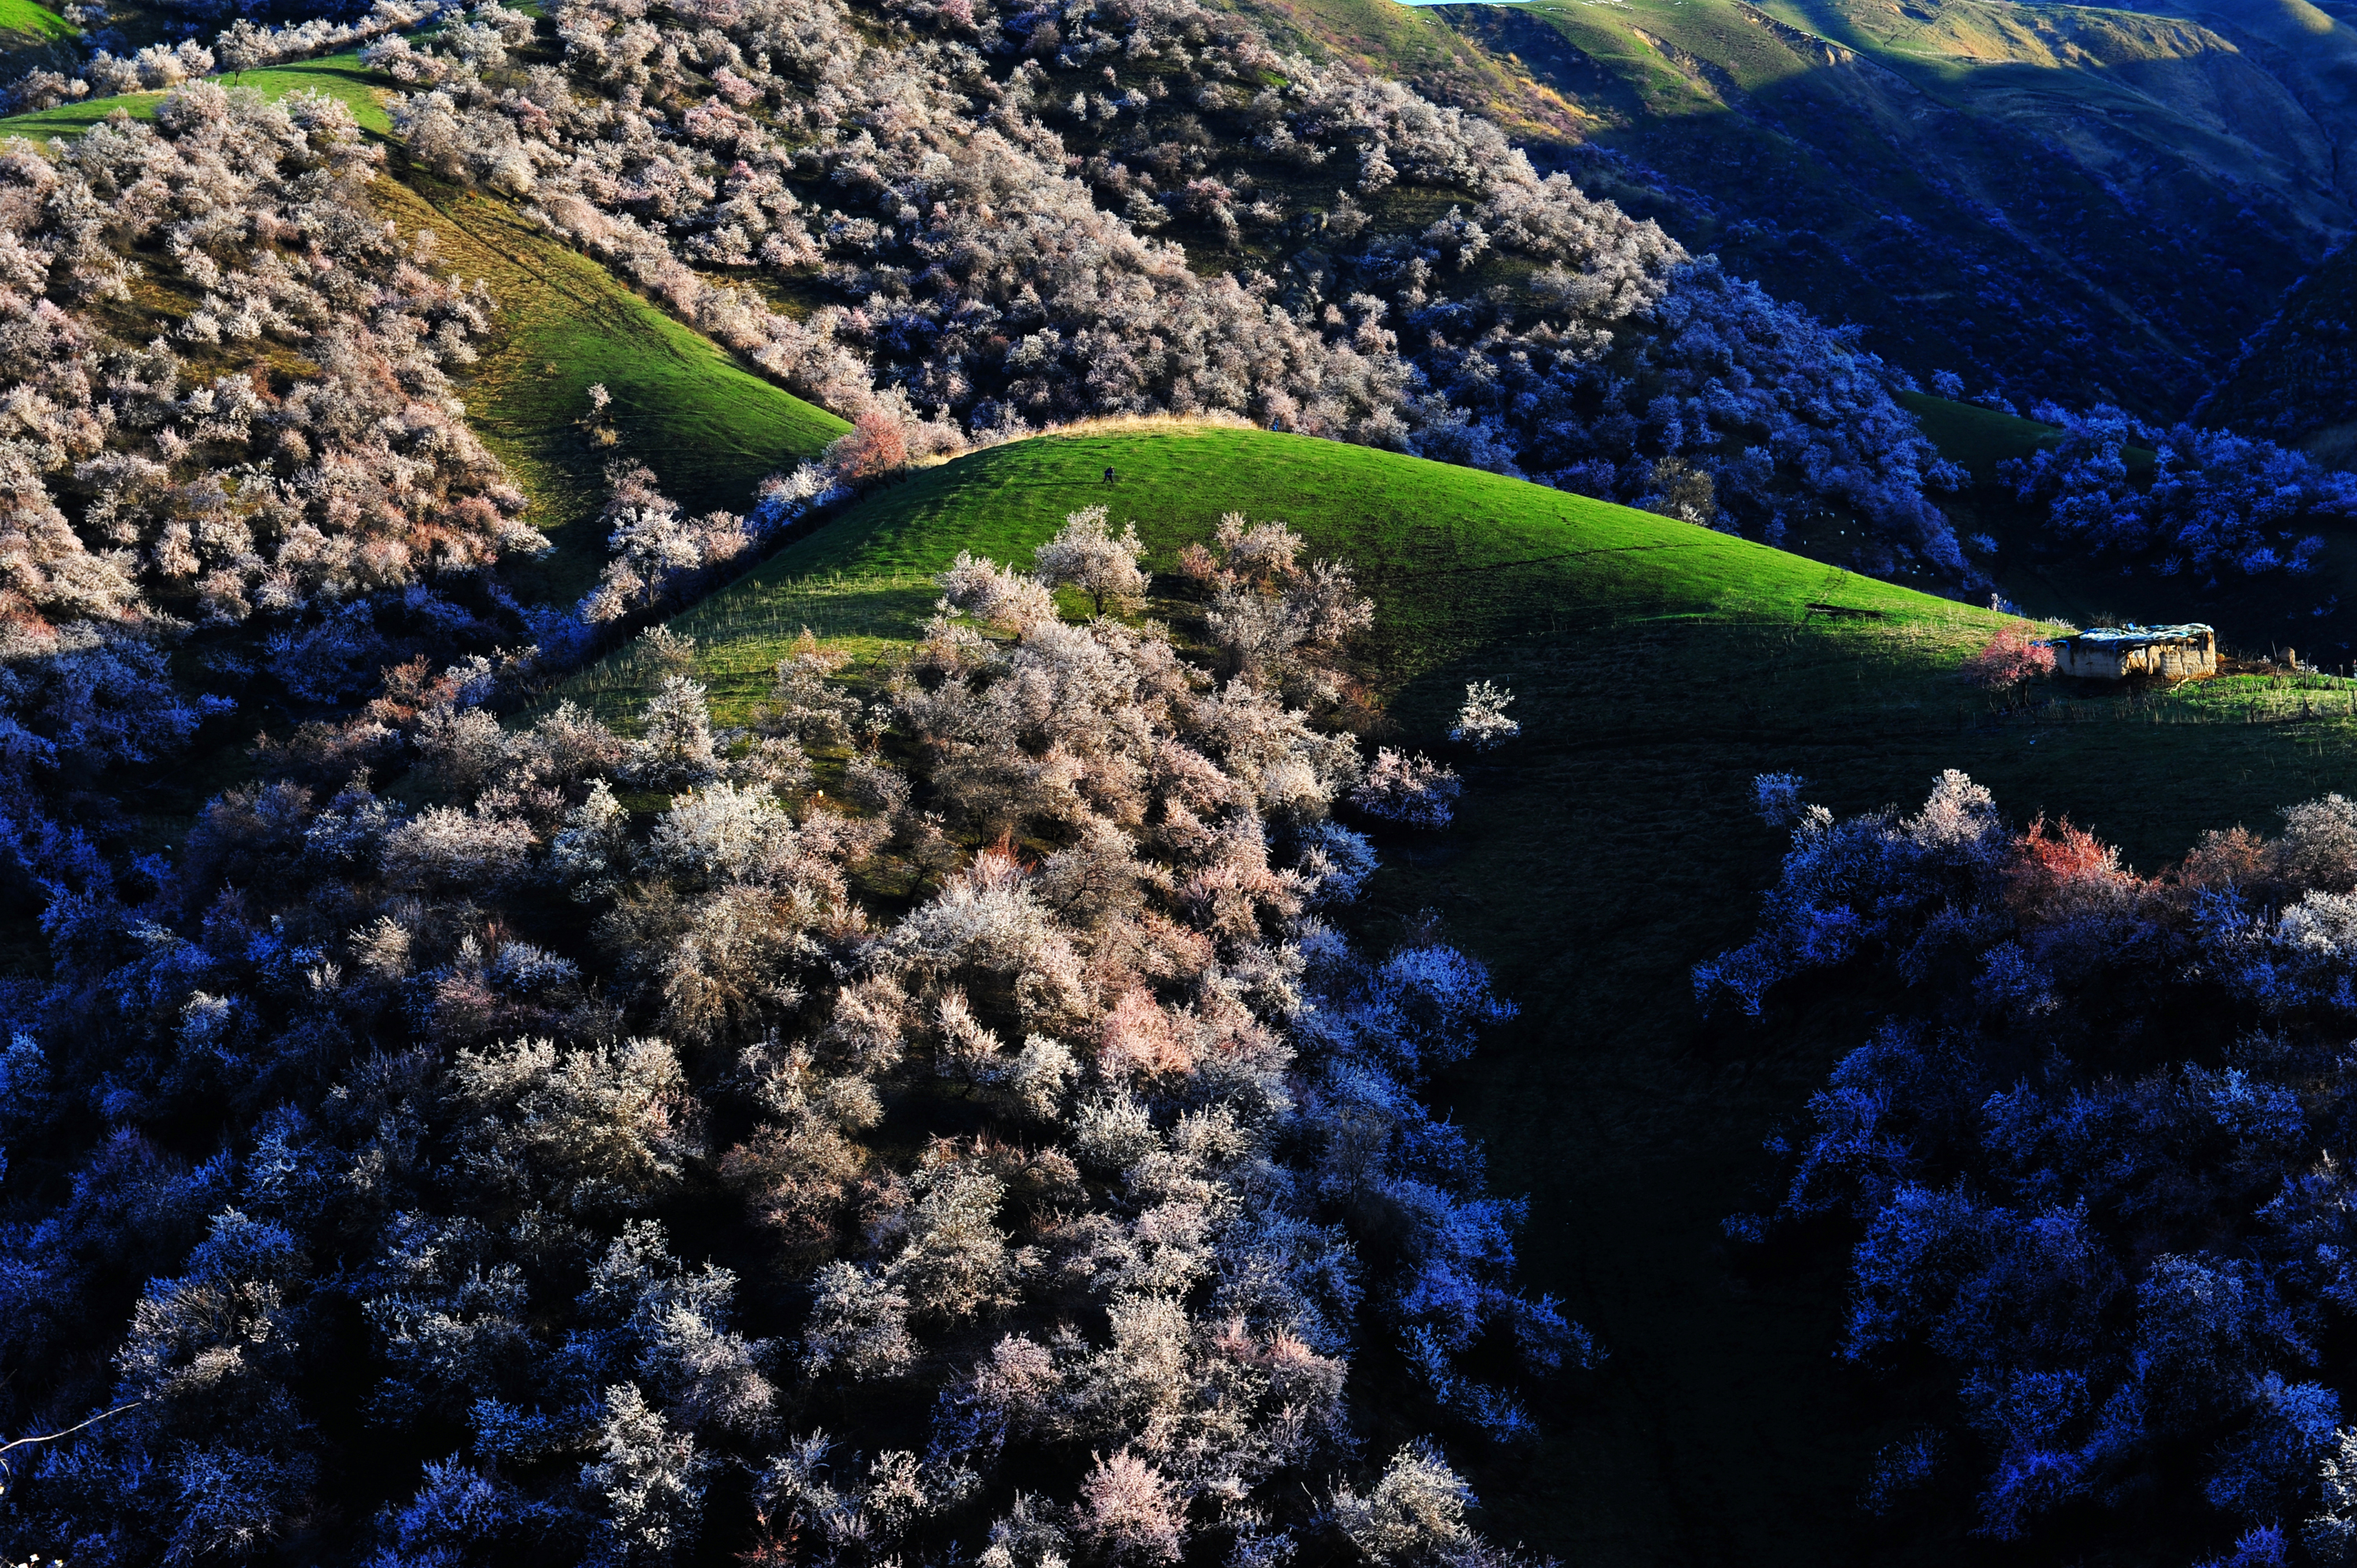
(1333, 0, 2357, 416)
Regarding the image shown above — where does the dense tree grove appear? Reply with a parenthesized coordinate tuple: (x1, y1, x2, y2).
(2198, 244, 2357, 456)
(0, 518, 1573, 1564)
(1703, 772, 2357, 1559)
(2003, 405, 2357, 581)
(0, 82, 559, 783)
(352, 0, 1967, 569)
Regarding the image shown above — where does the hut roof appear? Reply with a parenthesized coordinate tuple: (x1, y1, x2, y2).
(2056, 624, 2212, 649)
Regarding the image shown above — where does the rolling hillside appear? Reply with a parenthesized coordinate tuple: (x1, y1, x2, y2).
(7, 12, 2357, 1555)
(1397, 0, 2355, 416)
(0, 49, 396, 136)
(0, 56, 852, 603)
(0, 0, 72, 54)
(569, 423, 2357, 1563)
(1208, 0, 1586, 146)
(377, 172, 849, 602)
(561, 419, 2003, 727)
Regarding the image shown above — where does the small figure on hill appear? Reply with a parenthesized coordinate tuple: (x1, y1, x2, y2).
(1104, 466, 1117, 485)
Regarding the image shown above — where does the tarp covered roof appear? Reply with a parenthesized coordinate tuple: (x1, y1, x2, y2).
(2053, 624, 2213, 649)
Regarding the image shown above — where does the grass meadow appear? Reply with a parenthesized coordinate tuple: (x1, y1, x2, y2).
(0, 49, 397, 137)
(371, 171, 849, 601)
(0, 0, 73, 49)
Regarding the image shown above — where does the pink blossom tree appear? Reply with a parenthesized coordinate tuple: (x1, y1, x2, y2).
(1962, 623, 2057, 692)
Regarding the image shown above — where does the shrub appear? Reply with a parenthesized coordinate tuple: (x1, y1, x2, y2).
(1351, 750, 1462, 829)
(1449, 683, 1519, 751)
(1960, 625, 2055, 691)
(828, 412, 911, 485)
(1033, 506, 1150, 617)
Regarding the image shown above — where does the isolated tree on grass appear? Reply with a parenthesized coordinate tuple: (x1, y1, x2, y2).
(1450, 682, 1519, 751)
(1034, 505, 1150, 615)
(214, 20, 269, 83)
(828, 411, 910, 485)
(1642, 457, 1719, 529)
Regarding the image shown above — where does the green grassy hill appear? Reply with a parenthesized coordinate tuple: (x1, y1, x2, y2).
(0, 56, 851, 603)
(559, 419, 1996, 727)
(376, 173, 849, 601)
(0, 0, 73, 52)
(565, 422, 2357, 1562)
(0, 49, 396, 137)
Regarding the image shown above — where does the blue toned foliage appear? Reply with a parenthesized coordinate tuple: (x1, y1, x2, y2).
(2008, 405, 2357, 578)
(1710, 771, 2357, 1555)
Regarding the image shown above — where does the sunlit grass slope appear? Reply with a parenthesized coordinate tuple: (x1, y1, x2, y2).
(0, 0, 73, 50)
(578, 423, 2357, 1565)
(0, 50, 396, 137)
(0, 59, 851, 603)
(561, 421, 1996, 731)
(1209, 0, 1584, 144)
(375, 174, 849, 601)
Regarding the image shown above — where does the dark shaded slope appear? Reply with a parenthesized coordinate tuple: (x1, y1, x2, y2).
(1418, 0, 2353, 416)
(2201, 240, 2357, 460)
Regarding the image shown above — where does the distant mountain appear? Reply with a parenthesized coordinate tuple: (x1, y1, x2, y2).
(1206, 0, 1589, 144)
(1247, 0, 2357, 418)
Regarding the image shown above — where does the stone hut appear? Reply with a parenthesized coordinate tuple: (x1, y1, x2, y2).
(2047, 623, 2217, 680)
